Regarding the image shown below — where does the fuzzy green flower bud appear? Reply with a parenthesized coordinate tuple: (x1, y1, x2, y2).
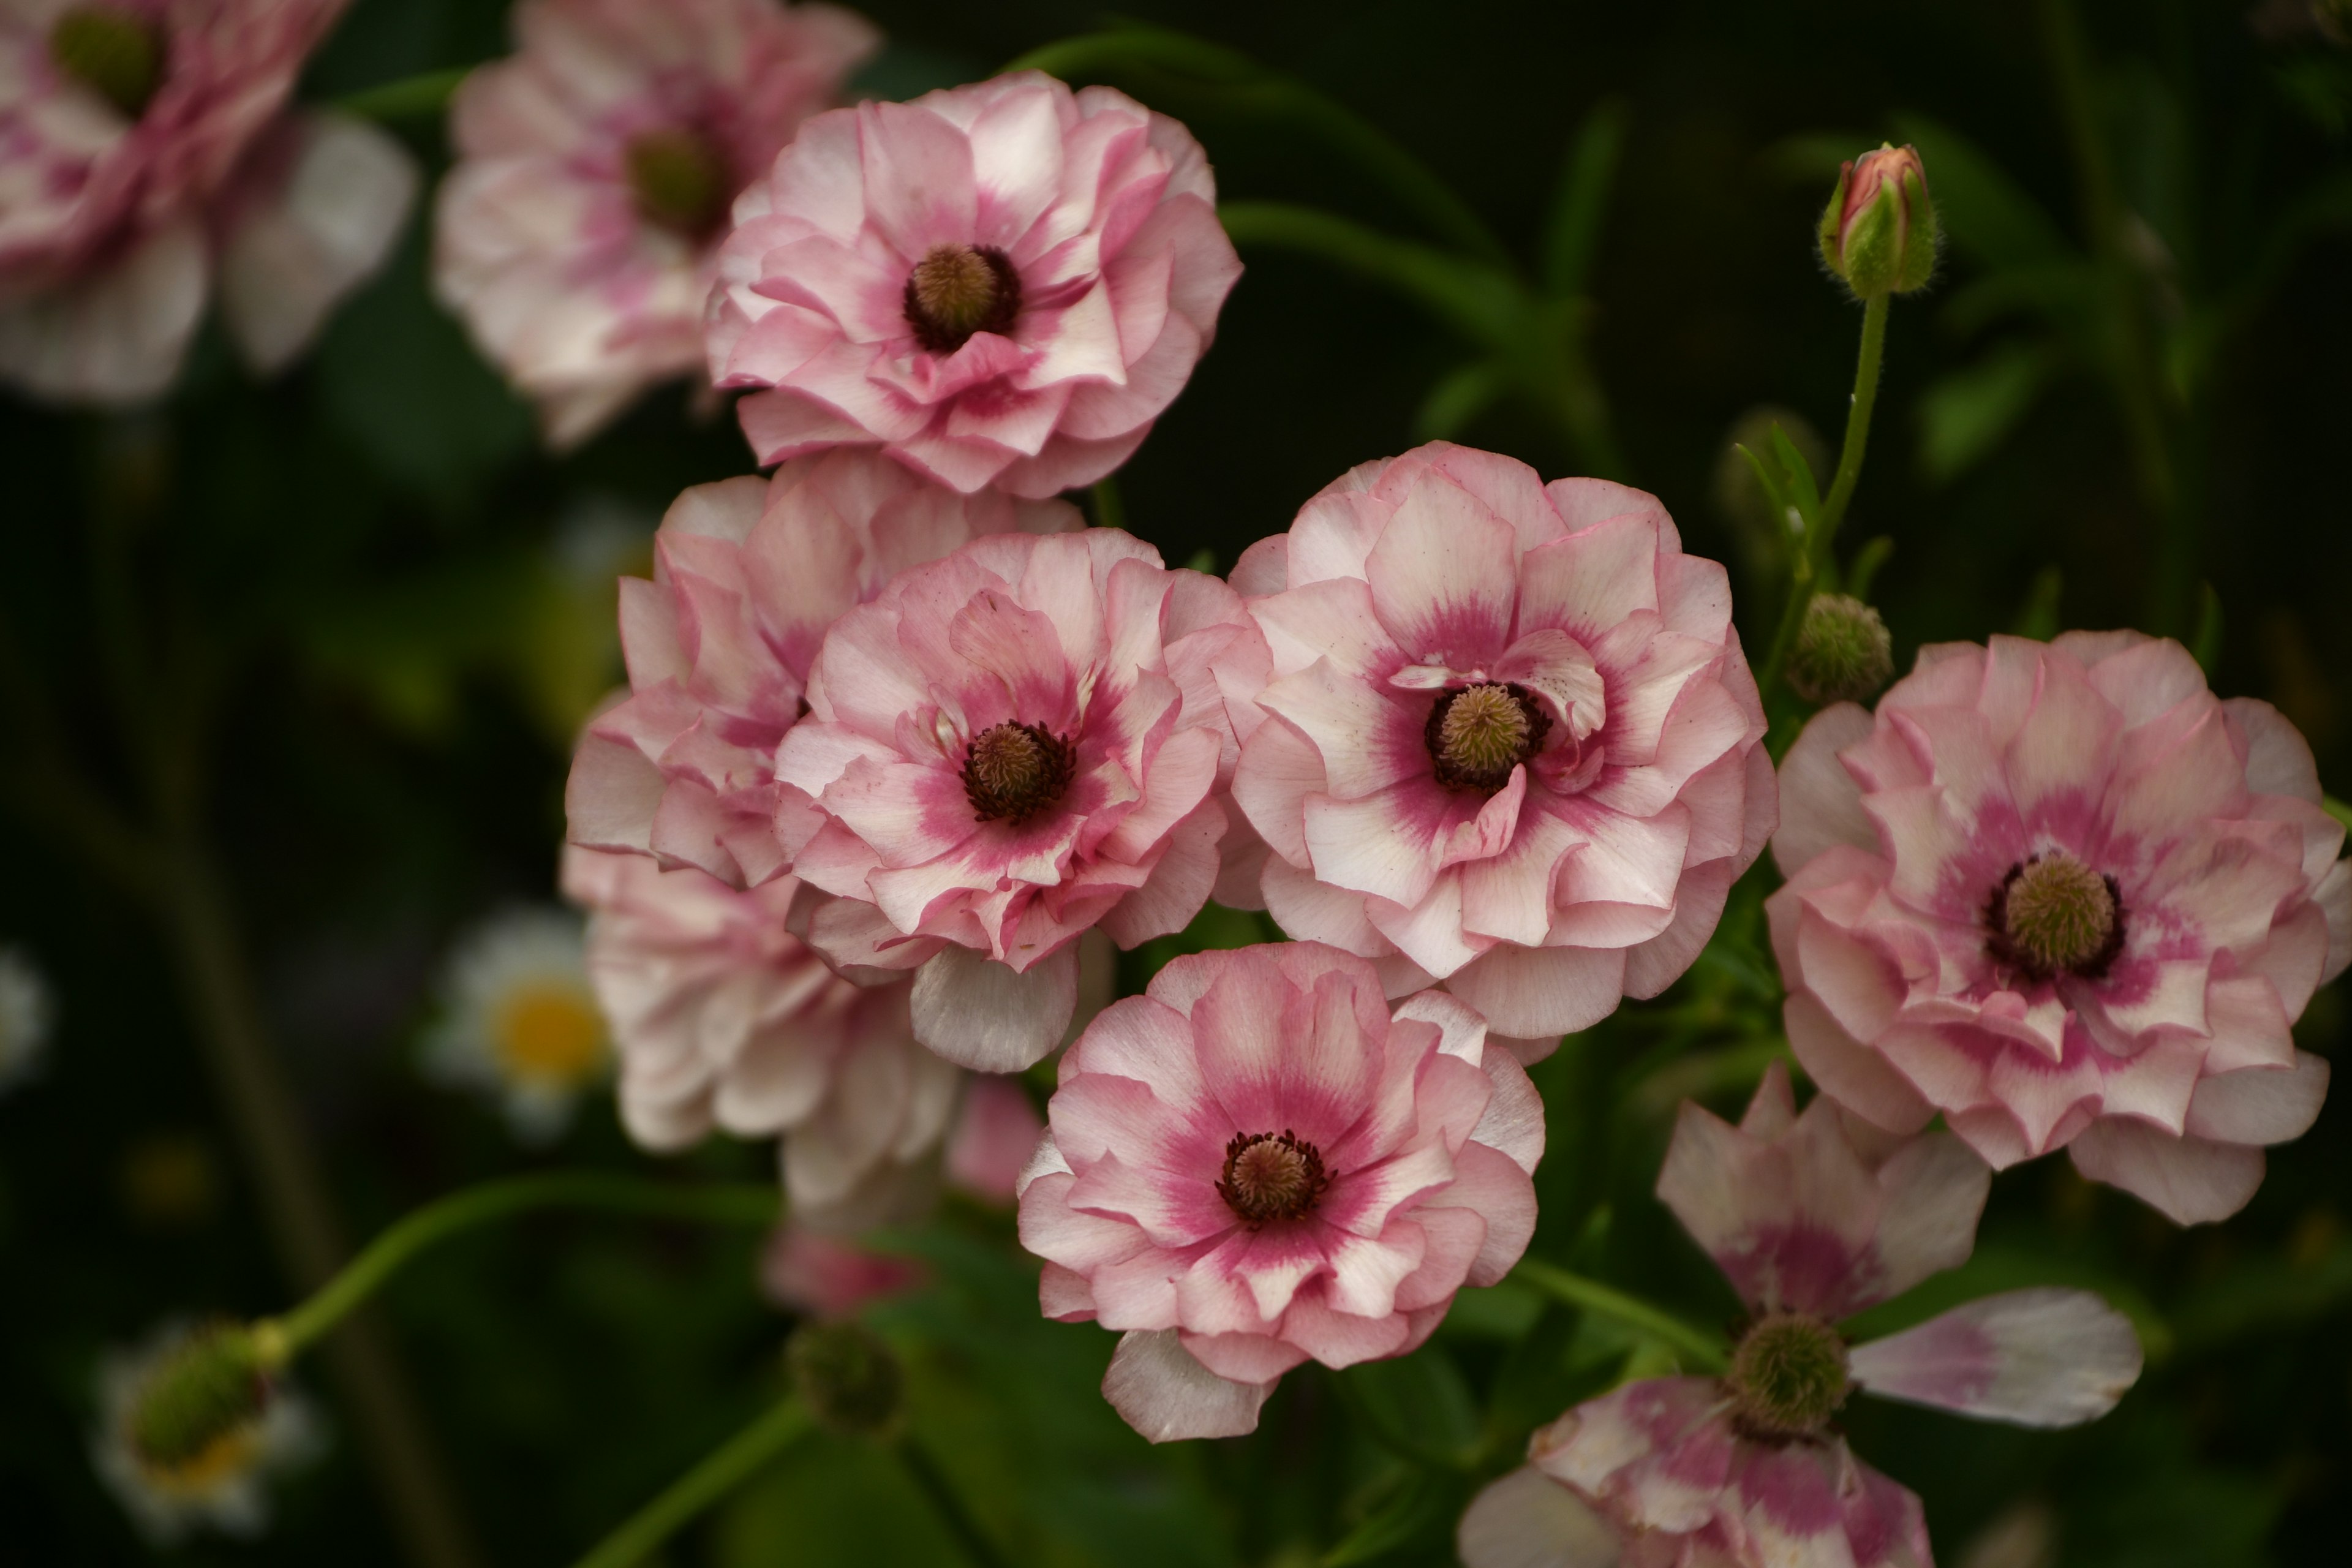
(1787, 593, 1893, 705)
(123, 1322, 270, 1477)
(1819, 145, 1937, 299)
(786, 1321, 903, 1437)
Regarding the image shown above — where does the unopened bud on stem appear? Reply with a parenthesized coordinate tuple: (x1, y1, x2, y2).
(1787, 594, 1893, 704)
(1819, 145, 1937, 299)
(786, 1321, 903, 1437)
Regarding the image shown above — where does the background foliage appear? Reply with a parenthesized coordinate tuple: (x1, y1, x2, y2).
(3, 0, 2349, 1563)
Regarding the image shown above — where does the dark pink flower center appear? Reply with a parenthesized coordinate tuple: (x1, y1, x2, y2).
(1425, 682, 1551, 794)
(1986, 850, 2123, 981)
(624, 127, 733, 239)
(904, 244, 1021, 353)
(50, 6, 162, 119)
(962, 722, 1074, 824)
(1216, 1130, 1329, 1227)
(1726, 1310, 1849, 1442)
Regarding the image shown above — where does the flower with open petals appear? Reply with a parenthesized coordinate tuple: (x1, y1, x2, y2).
(1461, 1066, 2141, 1568)
(435, 0, 876, 447)
(422, 906, 609, 1144)
(775, 527, 1258, 1070)
(566, 449, 1080, 890)
(706, 70, 1242, 497)
(1229, 442, 1775, 1049)
(0, 0, 417, 402)
(1770, 632, 2348, 1224)
(1017, 942, 1542, 1442)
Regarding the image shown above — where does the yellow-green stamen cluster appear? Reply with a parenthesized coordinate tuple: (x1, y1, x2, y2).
(1427, 682, 1550, 794)
(1988, 851, 2122, 980)
(1726, 1311, 1850, 1441)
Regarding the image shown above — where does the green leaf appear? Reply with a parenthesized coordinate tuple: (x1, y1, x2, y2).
(1888, 112, 2075, 270)
(1320, 1467, 1466, 1566)
(1918, 339, 2056, 484)
(1767, 424, 1824, 532)
(1217, 201, 1525, 346)
(1341, 1347, 1482, 1468)
(1542, 96, 1629, 298)
(1414, 361, 1507, 442)
(2008, 565, 2064, 641)
(2190, 583, 2224, 676)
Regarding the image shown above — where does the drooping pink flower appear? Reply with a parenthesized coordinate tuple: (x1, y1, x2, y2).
(1229, 442, 1776, 1050)
(563, 845, 959, 1224)
(434, 0, 876, 447)
(774, 527, 1261, 1071)
(760, 1224, 926, 1318)
(1016, 942, 1543, 1442)
(565, 448, 1081, 890)
(1460, 1066, 2142, 1568)
(705, 69, 1242, 497)
(0, 0, 417, 402)
(1770, 632, 2348, 1224)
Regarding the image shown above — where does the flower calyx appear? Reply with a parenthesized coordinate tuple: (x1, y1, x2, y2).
(1426, 682, 1551, 794)
(962, 721, 1075, 824)
(1216, 1129, 1330, 1227)
(1987, 850, 2124, 981)
(904, 244, 1021, 353)
(1725, 1311, 1850, 1442)
(1819, 144, 1938, 299)
(50, 6, 163, 120)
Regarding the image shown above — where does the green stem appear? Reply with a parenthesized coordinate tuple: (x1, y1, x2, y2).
(265, 1174, 781, 1358)
(897, 1434, 1014, 1568)
(570, 1400, 814, 1568)
(1512, 1259, 1727, 1373)
(339, 66, 470, 122)
(1090, 475, 1126, 533)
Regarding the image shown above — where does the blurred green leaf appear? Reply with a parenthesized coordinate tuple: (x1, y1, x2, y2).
(1542, 97, 1629, 298)
(1320, 1466, 1468, 1566)
(1888, 112, 2075, 270)
(1414, 361, 1507, 442)
(2008, 564, 2064, 640)
(1342, 1347, 1482, 1468)
(1918, 340, 2056, 483)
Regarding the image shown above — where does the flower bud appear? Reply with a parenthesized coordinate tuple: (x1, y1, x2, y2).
(1818, 145, 1937, 298)
(785, 1321, 903, 1437)
(1787, 594, 1893, 704)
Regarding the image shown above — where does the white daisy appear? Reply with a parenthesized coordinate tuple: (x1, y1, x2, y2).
(0, 944, 55, 1096)
(90, 1321, 322, 1545)
(423, 907, 611, 1142)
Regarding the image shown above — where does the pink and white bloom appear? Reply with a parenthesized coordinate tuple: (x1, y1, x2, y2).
(0, 0, 417, 402)
(1770, 632, 2349, 1224)
(775, 527, 1261, 1071)
(434, 0, 876, 447)
(1460, 1066, 2142, 1568)
(1229, 442, 1775, 1050)
(565, 448, 1080, 890)
(706, 69, 1242, 497)
(1017, 942, 1543, 1442)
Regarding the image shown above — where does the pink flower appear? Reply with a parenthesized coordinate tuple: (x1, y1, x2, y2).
(434, 0, 876, 447)
(944, 1072, 1044, 1202)
(564, 845, 959, 1224)
(1229, 442, 1776, 1049)
(1461, 1066, 2141, 1568)
(706, 69, 1242, 497)
(1016, 942, 1543, 1442)
(1770, 632, 2349, 1224)
(760, 1224, 925, 1318)
(0, 0, 417, 401)
(565, 448, 1080, 890)
(774, 527, 1261, 1071)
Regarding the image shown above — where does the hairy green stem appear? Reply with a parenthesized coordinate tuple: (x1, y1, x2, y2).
(570, 1400, 814, 1568)
(1512, 1259, 1727, 1373)
(265, 1174, 782, 1357)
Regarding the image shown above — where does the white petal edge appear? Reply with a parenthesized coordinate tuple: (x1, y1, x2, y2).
(1850, 1287, 2143, 1428)
(1101, 1329, 1272, 1443)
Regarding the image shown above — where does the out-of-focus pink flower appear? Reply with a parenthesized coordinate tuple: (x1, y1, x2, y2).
(435, 0, 876, 447)
(944, 1072, 1042, 1202)
(775, 528, 1261, 1071)
(1017, 942, 1542, 1442)
(564, 845, 959, 1225)
(1770, 632, 2348, 1224)
(760, 1224, 925, 1318)
(1461, 1066, 2141, 1568)
(565, 449, 1081, 890)
(0, 0, 417, 402)
(1229, 442, 1775, 1051)
(706, 70, 1242, 498)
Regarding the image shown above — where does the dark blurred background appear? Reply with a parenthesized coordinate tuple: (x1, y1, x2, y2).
(3, 1, 2348, 1563)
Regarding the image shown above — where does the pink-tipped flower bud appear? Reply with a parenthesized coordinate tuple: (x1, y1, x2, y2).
(1819, 144, 1938, 298)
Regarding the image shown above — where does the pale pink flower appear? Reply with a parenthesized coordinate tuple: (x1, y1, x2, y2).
(774, 527, 1261, 1071)
(706, 69, 1242, 497)
(565, 448, 1080, 891)
(760, 1224, 925, 1318)
(944, 1072, 1043, 1201)
(0, 0, 417, 401)
(563, 845, 958, 1225)
(1770, 632, 2349, 1224)
(1229, 442, 1776, 1050)
(1461, 1066, 2141, 1568)
(1016, 942, 1543, 1442)
(434, 0, 876, 447)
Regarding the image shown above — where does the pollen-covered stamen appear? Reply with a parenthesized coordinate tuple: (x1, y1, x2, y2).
(1725, 1311, 1850, 1442)
(1986, 850, 2124, 981)
(50, 6, 164, 119)
(1426, 682, 1552, 794)
(962, 721, 1075, 824)
(1216, 1129, 1330, 1227)
(903, 243, 1022, 353)
(624, 127, 731, 238)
